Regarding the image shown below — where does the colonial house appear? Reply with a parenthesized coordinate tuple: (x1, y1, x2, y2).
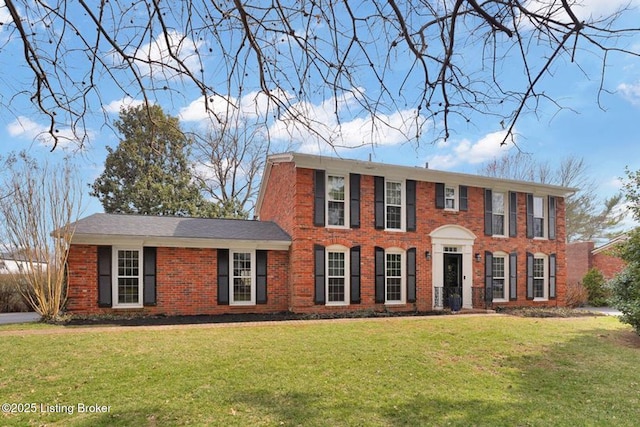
(65, 152, 575, 315)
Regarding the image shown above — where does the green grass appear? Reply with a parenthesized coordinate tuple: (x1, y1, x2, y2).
(1, 316, 639, 426)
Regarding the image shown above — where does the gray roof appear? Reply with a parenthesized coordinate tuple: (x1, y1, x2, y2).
(69, 213, 291, 243)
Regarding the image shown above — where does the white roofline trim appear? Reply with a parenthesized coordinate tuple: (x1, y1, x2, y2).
(257, 152, 577, 202)
(71, 235, 291, 251)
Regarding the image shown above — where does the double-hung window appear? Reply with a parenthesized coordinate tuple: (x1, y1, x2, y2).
(326, 247, 348, 304)
(114, 248, 142, 307)
(327, 175, 346, 227)
(533, 196, 545, 238)
(533, 256, 546, 299)
(385, 180, 403, 230)
(492, 255, 506, 300)
(445, 186, 457, 210)
(231, 251, 255, 305)
(386, 251, 404, 303)
(492, 192, 506, 236)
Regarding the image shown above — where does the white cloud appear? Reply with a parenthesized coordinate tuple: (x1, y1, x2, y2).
(180, 89, 290, 126)
(126, 30, 202, 80)
(617, 82, 640, 106)
(426, 130, 514, 170)
(524, 0, 640, 23)
(6, 116, 84, 150)
(267, 90, 430, 152)
(102, 97, 146, 114)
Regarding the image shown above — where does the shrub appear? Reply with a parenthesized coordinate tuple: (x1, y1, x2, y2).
(565, 282, 589, 308)
(0, 275, 33, 313)
(610, 265, 640, 335)
(581, 268, 610, 307)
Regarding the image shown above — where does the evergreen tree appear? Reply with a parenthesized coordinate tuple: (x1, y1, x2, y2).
(91, 105, 214, 217)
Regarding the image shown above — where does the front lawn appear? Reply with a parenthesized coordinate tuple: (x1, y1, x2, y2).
(1, 315, 638, 426)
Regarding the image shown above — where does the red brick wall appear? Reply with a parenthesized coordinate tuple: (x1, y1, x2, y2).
(566, 242, 594, 285)
(66, 245, 290, 315)
(259, 164, 568, 312)
(592, 251, 626, 280)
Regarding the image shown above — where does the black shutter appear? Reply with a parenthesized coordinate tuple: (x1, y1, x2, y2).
(459, 186, 468, 211)
(350, 246, 361, 304)
(143, 247, 157, 306)
(314, 245, 326, 304)
(526, 252, 534, 300)
(435, 183, 445, 209)
(548, 196, 556, 240)
(375, 247, 385, 303)
(314, 169, 325, 227)
(97, 246, 112, 307)
(549, 253, 557, 299)
(509, 252, 517, 301)
(256, 250, 268, 304)
(406, 179, 416, 232)
(526, 194, 534, 239)
(349, 173, 361, 228)
(217, 249, 229, 305)
(484, 189, 493, 236)
(509, 191, 517, 237)
(374, 176, 385, 229)
(484, 251, 493, 303)
(407, 248, 416, 303)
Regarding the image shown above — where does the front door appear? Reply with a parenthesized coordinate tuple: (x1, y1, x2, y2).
(443, 253, 462, 307)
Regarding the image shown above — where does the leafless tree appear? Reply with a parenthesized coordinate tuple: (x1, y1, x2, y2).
(2, 1, 639, 150)
(191, 124, 273, 218)
(0, 152, 83, 320)
(479, 151, 625, 242)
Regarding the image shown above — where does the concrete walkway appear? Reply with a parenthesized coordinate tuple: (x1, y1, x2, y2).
(574, 306, 622, 316)
(0, 312, 41, 325)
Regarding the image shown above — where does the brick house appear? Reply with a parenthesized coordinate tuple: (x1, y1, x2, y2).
(566, 234, 629, 286)
(65, 152, 575, 315)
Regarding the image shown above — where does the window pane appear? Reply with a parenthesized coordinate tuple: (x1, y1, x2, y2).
(327, 201, 345, 226)
(493, 279, 505, 299)
(328, 278, 345, 302)
(386, 181, 402, 205)
(445, 187, 455, 198)
(492, 214, 505, 235)
(386, 253, 401, 277)
(534, 218, 544, 238)
(327, 176, 345, 201)
(533, 258, 544, 278)
(492, 257, 505, 279)
(492, 192, 505, 214)
(118, 278, 139, 304)
(534, 279, 544, 298)
(328, 252, 345, 277)
(233, 277, 252, 302)
(118, 250, 139, 277)
(386, 206, 402, 229)
(386, 278, 402, 301)
(445, 199, 455, 209)
(533, 197, 544, 217)
(233, 252, 251, 277)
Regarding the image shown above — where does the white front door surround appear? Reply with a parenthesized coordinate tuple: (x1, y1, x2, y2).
(429, 225, 477, 310)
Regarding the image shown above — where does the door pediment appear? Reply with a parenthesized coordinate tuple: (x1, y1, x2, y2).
(430, 225, 476, 242)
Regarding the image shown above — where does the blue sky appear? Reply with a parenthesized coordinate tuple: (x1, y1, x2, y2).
(1, 1, 639, 231)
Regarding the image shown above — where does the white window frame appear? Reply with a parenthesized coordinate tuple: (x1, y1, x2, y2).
(385, 248, 406, 304)
(112, 246, 143, 308)
(230, 250, 256, 306)
(492, 252, 509, 302)
(445, 185, 458, 211)
(385, 179, 405, 231)
(325, 245, 350, 306)
(492, 191, 507, 237)
(533, 253, 548, 301)
(326, 173, 349, 228)
(533, 196, 546, 239)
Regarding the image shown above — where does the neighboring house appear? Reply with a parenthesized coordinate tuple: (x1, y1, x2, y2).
(0, 251, 47, 275)
(567, 234, 629, 285)
(65, 152, 575, 315)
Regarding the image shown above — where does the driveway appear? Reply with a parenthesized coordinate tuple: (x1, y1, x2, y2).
(574, 306, 622, 316)
(0, 312, 41, 325)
